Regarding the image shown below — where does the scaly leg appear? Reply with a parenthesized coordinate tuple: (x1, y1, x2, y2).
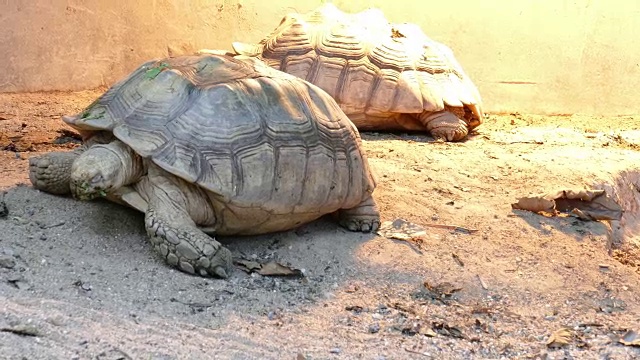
(419, 109, 469, 142)
(143, 174, 233, 279)
(337, 195, 381, 233)
(29, 151, 81, 195)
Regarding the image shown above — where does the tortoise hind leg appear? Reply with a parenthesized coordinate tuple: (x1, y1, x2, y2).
(141, 174, 233, 279)
(419, 108, 469, 142)
(337, 195, 380, 233)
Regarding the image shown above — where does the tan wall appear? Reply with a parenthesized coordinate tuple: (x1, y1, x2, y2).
(1, 0, 639, 116)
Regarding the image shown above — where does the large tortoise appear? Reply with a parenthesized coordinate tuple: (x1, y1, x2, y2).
(28, 54, 380, 279)
(224, 4, 484, 142)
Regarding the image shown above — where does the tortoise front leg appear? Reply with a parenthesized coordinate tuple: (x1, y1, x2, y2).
(29, 131, 115, 195)
(29, 151, 80, 195)
(142, 175, 233, 279)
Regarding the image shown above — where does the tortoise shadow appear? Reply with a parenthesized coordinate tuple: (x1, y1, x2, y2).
(0, 185, 433, 327)
(512, 169, 640, 251)
(359, 129, 483, 144)
(511, 209, 609, 242)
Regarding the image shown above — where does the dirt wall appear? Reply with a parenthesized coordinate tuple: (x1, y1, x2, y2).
(1, 0, 639, 116)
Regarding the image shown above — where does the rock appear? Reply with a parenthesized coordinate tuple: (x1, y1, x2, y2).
(369, 323, 381, 333)
(0, 197, 7, 218)
(0, 254, 16, 269)
(7, 273, 23, 283)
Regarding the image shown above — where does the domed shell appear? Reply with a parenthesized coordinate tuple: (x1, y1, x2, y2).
(233, 3, 484, 130)
(63, 54, 376, 215)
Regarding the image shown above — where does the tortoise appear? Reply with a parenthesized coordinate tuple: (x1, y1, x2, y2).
(222, 3, 484, 142)
(28, 54, 380, 279)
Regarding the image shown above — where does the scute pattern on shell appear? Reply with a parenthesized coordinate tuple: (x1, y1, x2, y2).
(65, 54, 376, 215)
(235, 4, 484, 135)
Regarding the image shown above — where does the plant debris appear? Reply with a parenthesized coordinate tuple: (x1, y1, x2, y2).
(511, 189, 623, 221)
(233, 258, 304, 277)
(420, 281, 462, 303)
(345, 305, 364, 314)
(619, 330, 640, 347)
(452, 253, 464, 266)
(476, 275, 488, 290)
(377, 218, 477, 246)
(432, 322, 465, 338)
(52, 128, 82, 145)
(546, 328, 572, 348)
(233, 259, 262, 273)
(0, 191, 8, 219)
(377, 218, 427, 241)
(404, 348, 432, 358)
(1, 324, 41, 337)
(144, 62, 170, 79)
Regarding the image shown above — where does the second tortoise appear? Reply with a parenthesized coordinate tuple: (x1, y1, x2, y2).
(223, 4, 484, 142)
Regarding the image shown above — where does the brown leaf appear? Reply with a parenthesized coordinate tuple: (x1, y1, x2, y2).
(432, 322, 465, 338)
(257, 261, 303, 277)
(377, 218, 427, 240)
(420, 326, 437, 337)
(511, 196, 556, 213)
(546, 328, 572, 348)
(512, 189, 623, 221)
(620, 330, 640, 347)
(556, 189, 623, 221)
(233, 259, 262, 273)
(423, 281, 462, 299)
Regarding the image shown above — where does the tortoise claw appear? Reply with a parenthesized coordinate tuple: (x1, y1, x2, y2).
(213, 266, 229, 279)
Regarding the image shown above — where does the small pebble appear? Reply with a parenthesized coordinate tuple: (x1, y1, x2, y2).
(39, 234, 47, 241)
(7, 273, 23, 283)
(0, 254, 16, 269)
(15, 281, 31, 290)
(368, 323, 381, 333)
(329, 348, 341, 354)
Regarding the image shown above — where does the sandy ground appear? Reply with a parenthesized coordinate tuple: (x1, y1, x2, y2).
(1, 90, 640, 359)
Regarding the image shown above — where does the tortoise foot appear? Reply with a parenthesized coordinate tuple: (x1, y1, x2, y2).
(338, 196, 380, 233)
(145, 207, 233, 279)
(420, 110, 469, 142)
(29, 152, 78, 195)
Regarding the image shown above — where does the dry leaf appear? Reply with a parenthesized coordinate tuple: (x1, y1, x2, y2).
(233, 259, 304, 277)
(620, 330, 640, 347)
(512, 196, 555, 214)
(257, 261, 303, 277)
(233, 259, 261, 273)
(420, 326, 437, 337)
(432, 322, 465, 339)
(377, 218, 427, 240)
(512, 189, 623, 221)
(546, 328, 572, 348)
(423, 281, 462, 299)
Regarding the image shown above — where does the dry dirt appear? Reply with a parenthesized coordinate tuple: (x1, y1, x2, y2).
(1, 90, 640, 360)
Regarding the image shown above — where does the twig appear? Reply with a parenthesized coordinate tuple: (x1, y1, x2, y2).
(1, 325, 40, 337)
(422, 223, 478, 234)
(477, 275, 488, 290)
(39, 220, 66, 229)
(170, 297, 216, 309)
(452, 253, 464, 267)
(404, 348, 432, 357)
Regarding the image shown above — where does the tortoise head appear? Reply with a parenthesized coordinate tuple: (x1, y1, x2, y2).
(70, 144, 123, 201)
